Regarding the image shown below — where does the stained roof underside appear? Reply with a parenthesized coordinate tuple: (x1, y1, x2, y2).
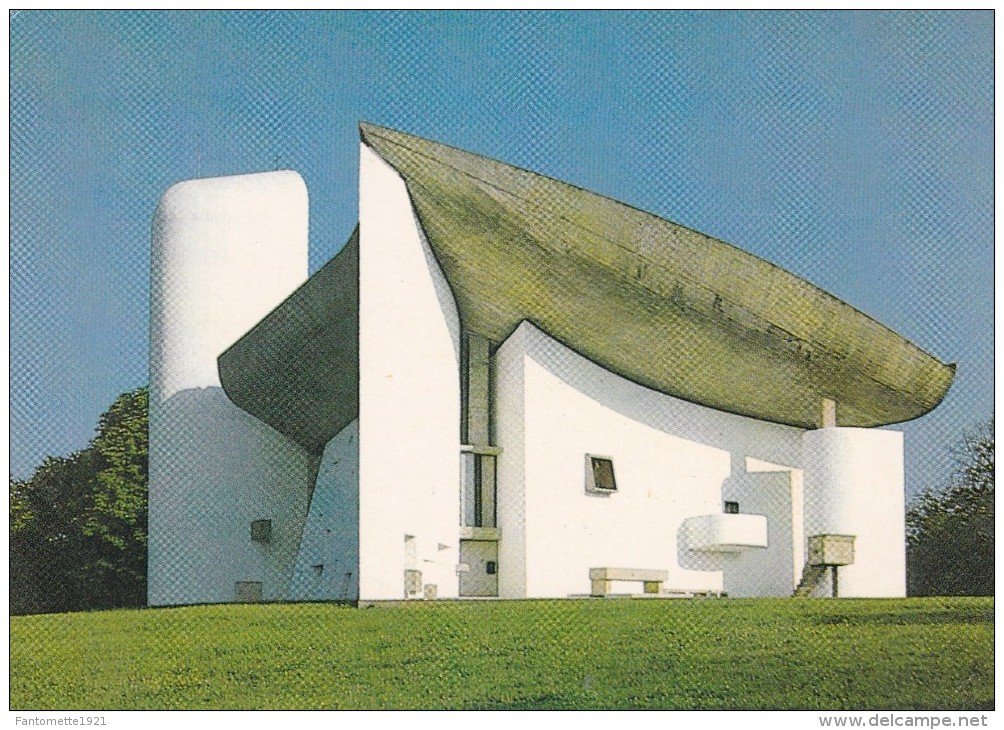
(359, 123, 953, 431)
(219, 230, 359, 454)
(219, 123, 954, 451)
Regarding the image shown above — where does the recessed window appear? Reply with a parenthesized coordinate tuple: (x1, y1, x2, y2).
(461, 451, 497, 527)
(586, 456, 617, 494)
(723, 501, 739, 514)
(404, 569, 422, 596)
(235, 581, 263, 603)
(251, 519, 272, 543)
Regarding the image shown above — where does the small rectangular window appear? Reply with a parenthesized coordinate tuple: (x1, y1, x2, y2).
(235, 581, 263, 603)
(586, 456, 617, 494)
(724, 501, 739, 514)
(251, 519, 272, 543)
(460, 452, 496, 527)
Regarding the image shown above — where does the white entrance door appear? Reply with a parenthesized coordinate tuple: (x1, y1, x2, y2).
(459, 540, 498, 597)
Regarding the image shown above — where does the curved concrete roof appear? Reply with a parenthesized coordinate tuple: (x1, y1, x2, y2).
(219, 124, 954, 450)
(359, 122, 954, 430)
(219, 230, 358, 454)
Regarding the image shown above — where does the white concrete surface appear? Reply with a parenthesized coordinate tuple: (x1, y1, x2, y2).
(681, 513, 769, 552)
(802, 427, 906, 597)
(717, 469, 797, 596)
(492, 321, 806, 599)
(148, 171, 313, 606)
(148, 389, 316, 605)
(150, 171, 310, 402)
(357, 143, 462, 601)
(288, 420, 360, 601)
(746, 457, 806, 590)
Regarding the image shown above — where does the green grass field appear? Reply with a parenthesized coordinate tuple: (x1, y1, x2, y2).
(10, 597, 993, 710)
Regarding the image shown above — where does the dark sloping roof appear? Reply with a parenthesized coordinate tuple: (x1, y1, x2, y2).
(219, 229, 359, 453)
(359, 122, 954, 429)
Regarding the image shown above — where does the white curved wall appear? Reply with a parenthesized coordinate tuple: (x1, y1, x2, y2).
(148, 171, 314, 606)
(150, 171, 310, 402)
(493, 321, 805, 599)
(148, 391, 317, 605)
(802, 427, 906, 597)
(289, 420, 360, 602)
(358, 144, 462, 601)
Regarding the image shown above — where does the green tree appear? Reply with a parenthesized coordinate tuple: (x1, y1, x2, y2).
(10, 387, 148, 614)
(907, 418, 994, 596)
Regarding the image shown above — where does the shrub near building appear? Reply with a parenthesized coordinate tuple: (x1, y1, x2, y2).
(10, 387, 148, 615)
(907, 419, 994, 597)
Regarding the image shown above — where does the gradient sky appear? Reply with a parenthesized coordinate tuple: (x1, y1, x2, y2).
(9, 10, 993, 499)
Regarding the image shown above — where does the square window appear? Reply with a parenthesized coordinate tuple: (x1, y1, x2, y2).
(724, 501, 739, 514)
(251, 519, 272, 543)
(586, 456, 617, 493)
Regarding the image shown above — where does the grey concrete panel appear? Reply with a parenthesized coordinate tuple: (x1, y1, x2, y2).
(466, 333, 491, 445)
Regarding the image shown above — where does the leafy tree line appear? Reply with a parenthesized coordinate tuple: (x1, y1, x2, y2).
(907, 418, 994, 597)
(11, 388, 148, 615)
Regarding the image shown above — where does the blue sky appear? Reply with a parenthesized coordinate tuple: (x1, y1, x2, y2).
(9, 10, 993, 497)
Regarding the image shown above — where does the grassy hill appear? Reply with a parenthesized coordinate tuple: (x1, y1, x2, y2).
(10, 597, 993, 710)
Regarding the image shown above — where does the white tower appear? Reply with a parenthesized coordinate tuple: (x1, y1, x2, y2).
(802, 427, 906, 597)
(148, 171, 314, 606)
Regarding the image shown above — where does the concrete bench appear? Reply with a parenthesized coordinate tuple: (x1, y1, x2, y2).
(590, 567, 669, 597)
